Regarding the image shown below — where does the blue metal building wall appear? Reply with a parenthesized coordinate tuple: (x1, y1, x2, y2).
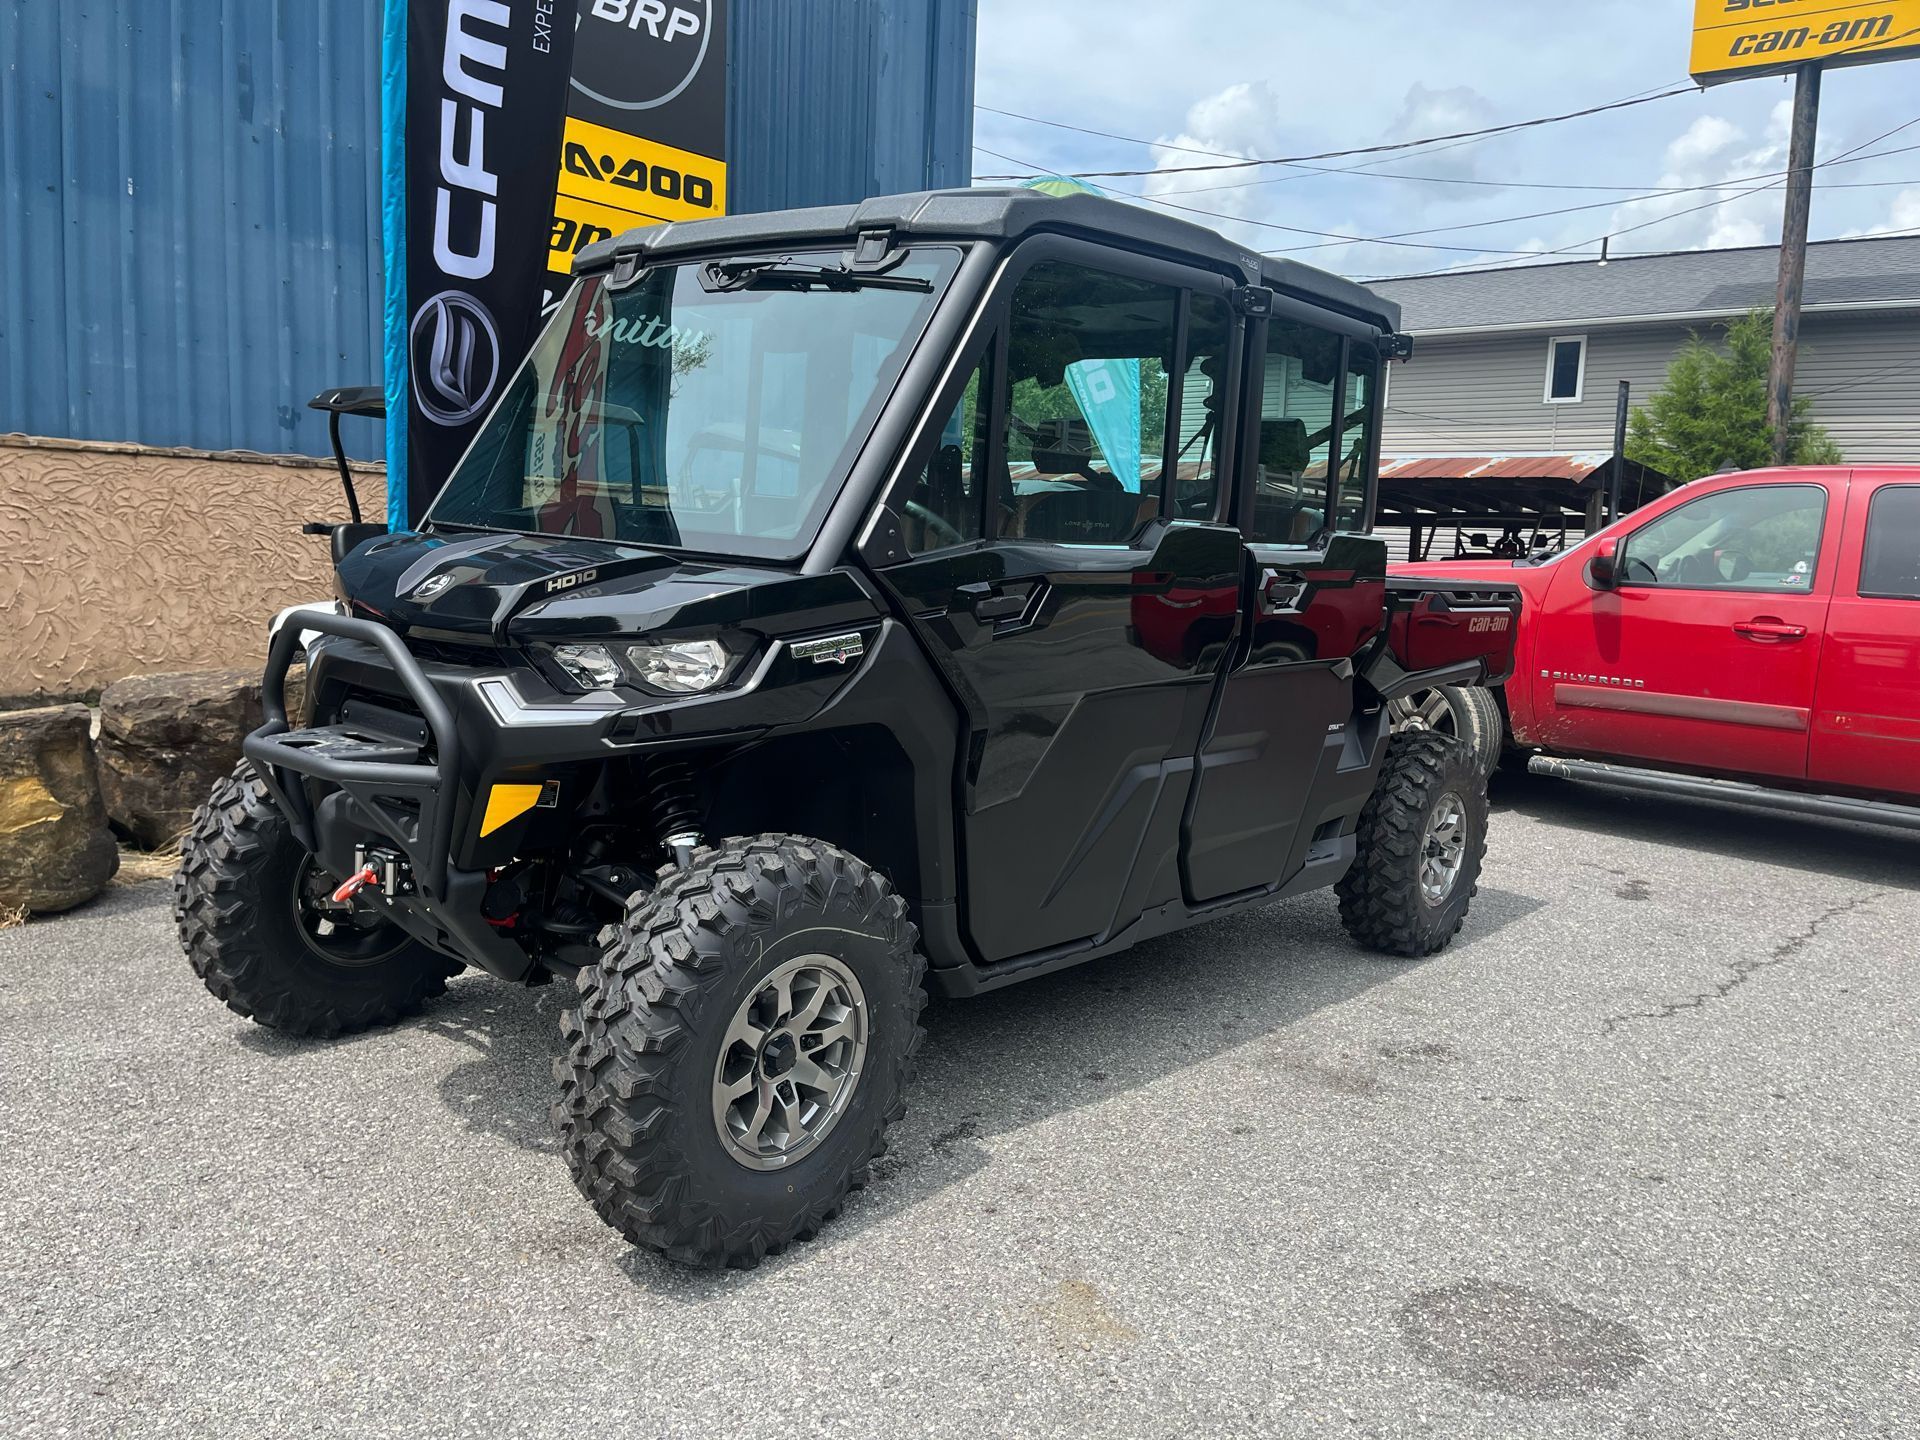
(727, 0, 977, 214)
(0, 0, 387, 459)
(0, 0, 975, 461)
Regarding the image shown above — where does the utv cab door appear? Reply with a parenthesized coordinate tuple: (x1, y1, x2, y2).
(1181, 311, 1392, 903)
(866, 239, 1246, 964)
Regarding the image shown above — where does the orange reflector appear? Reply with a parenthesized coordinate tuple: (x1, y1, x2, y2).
(480, 783, 545, 837)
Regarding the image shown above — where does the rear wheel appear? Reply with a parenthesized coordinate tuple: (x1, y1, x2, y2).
(1387, 684, 1503, 774)
(554, 834, 926, 1269)
(1337, 732, 1488, 957)
(173, 764, 460, 1036)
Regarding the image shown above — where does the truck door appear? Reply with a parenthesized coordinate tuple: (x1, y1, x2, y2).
(866, 240, 1245, 963)
(1182, 314, 1389, 903)
(1532, 476, 1842, 779)
(1810, 472, 1920, 793)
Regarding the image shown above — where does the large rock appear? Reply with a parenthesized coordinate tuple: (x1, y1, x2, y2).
(98, 670, 264, 849)
(0, 706, 119, 914)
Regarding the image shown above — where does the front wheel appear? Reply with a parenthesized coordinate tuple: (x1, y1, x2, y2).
(173, 764, 461, 1036)
(553, 835, 926, 1268)
(1337, 732, 1489, 958)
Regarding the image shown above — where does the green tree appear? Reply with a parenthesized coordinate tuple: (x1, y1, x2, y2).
(1625, 309, 1843, 484)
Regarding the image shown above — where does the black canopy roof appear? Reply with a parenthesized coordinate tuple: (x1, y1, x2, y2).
(573, 188, 1400, 335)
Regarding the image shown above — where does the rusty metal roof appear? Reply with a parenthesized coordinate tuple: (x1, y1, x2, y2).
(1379, 452, 1619, 483)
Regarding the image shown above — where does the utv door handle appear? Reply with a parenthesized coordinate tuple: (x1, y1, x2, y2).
(955, 581, 1027, 622)
(1733, 618, 1807, 641)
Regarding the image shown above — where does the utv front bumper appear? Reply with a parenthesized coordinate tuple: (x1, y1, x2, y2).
(242, 609, 621, 980)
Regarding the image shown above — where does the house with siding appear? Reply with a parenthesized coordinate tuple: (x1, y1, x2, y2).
(1371, 234, 1920, 464)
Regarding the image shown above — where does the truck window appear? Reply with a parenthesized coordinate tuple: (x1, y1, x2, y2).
(1618, 484, 1826, 591)
(1000, 262, 1179, 544)
(1249, 319, 1341, 545)
(1859, 486, 1920, 599)
(901, 349, 989, 554)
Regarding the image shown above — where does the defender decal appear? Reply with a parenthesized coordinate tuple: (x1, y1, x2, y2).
(793, 632, 865, 666)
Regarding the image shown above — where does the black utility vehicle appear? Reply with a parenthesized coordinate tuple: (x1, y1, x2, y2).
(176, 190, 1519, 1267)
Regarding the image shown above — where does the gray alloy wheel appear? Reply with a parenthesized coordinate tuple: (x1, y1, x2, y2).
(1419, 791, 1469, 905)
(711, 955, 870, 1171)
(1388, 684, 1502, 774)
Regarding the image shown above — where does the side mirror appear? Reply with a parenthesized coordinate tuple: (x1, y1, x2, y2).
(1589, 537, 1620, 589)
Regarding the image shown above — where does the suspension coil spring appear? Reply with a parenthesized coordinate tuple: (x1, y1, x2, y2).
(641, 758, 702, 850)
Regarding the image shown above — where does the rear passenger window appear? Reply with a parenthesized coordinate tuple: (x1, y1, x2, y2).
(1000, 262, 1178, 545)
(1250, 319, 1341, 545)
(1860, 487, 1920, 598)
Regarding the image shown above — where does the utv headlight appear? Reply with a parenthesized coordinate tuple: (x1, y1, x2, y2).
(551, 643, 623, 690)
(626, 639, 730, 694)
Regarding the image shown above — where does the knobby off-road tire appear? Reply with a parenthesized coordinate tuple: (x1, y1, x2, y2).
(554, 835, 927, 1269)
(1337, 732, 1489, 958)
(173, 762, 460, 1037)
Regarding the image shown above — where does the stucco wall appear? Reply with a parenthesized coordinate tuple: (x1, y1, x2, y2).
(0, 436, 385, 704)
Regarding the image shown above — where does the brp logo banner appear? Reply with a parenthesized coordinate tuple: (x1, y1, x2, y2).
(396, 0, 579, 525)
(545, 0, 727, 277)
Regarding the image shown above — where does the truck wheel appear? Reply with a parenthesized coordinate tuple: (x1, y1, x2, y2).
(1337, 732, 1488, 958)
(554, 835, 926, 1269)
(1387, 684, 1503, 774)
(173, 763, 460, 1037)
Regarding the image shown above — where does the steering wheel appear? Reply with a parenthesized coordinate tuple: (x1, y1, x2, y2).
(904, 500, 967, 549)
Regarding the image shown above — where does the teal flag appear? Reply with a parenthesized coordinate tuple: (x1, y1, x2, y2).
(1065, 357, 1142, 492)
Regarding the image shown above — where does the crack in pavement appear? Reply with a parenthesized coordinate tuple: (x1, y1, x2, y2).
(1600, 890, 1891, 1035)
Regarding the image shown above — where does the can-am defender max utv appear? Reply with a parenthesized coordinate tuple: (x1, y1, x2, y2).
(175, 190, 1520, 1268)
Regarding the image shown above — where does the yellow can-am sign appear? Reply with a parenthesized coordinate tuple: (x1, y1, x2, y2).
(1691, 0, 1920, 83)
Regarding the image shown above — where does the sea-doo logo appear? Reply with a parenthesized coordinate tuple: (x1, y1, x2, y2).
(413, 573, 457, 601)
(793, 632, 865, 666)
(574, 0, 712, 110)
(410, 290, 502, 426)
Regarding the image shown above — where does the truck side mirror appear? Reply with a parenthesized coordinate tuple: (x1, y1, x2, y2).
(1589, 537, 1620, 589)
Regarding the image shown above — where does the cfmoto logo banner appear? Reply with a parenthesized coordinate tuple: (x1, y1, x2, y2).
(401, 0, 576, 523)
(409, 291, 502, 426)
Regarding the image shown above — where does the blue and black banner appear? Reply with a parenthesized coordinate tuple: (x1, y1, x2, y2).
(382, 0, 578, 528)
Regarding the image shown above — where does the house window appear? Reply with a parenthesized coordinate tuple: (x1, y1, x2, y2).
(1544, 335, 1586, 404)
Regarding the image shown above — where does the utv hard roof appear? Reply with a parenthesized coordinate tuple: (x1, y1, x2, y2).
(573, 188, 1401, 335)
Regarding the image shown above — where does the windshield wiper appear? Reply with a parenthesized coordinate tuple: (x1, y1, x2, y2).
(699, 259, 931, 294)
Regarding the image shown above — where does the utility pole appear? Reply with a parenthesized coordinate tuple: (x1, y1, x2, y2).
(1767, 63, 1822, 466)
(1611, 379, 1630, 524)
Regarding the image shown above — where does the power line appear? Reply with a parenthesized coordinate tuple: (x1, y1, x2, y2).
(973, 84, 1700, 181)
(1352, 117, 1920, 280)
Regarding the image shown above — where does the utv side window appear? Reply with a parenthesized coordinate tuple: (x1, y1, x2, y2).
(1334, 343, 1379, 533)
(1172, 293, 1233, 522)
(1000, 262, 1180, 544)
(1250, 319, 1342, 545)
(902, 352, 989, 555)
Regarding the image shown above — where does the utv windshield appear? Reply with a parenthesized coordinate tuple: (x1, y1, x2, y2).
(427, 247, 960, 559)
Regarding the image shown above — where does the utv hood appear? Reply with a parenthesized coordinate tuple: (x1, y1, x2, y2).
(335, 530, 879, 646)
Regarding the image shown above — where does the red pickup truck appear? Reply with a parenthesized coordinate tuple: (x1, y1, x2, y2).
(1397, 464, 1920, 829)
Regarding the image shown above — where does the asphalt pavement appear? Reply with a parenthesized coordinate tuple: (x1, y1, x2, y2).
(2, 771, 1915, 1438)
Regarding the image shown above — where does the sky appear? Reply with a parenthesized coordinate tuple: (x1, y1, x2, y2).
(970, 0, 1920, 281)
